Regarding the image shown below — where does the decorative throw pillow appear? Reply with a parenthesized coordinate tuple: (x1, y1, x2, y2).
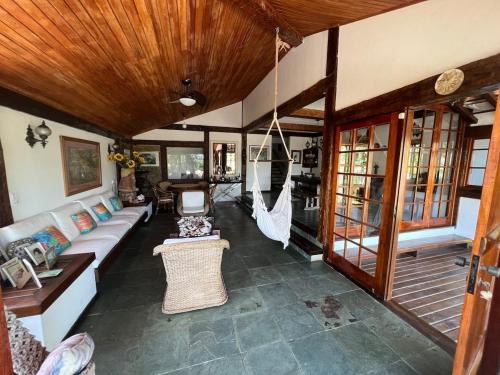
(4, 237, 35, 260)
(32, 226, 71, 256)
(109, 196, 123, 211)
(71, 211, 97, 234)
(91, 203, 112, 222)
(37, 333, 95, 375)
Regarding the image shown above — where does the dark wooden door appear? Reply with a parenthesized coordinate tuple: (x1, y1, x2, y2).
(325, 113, 402, 296)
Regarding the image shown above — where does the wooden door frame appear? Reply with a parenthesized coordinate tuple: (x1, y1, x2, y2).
(453, 93, 500, 375)
(1, 285, 13, 375)
(324, 112, 403, 297)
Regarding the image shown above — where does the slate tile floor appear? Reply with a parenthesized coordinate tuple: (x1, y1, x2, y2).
(74, 203, 453, 375)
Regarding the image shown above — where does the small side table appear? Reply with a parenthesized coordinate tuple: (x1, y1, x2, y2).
(123, 197, 154, 222)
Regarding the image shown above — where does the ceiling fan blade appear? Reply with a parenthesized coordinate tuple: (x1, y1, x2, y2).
(169, 99, 181, 104)
(191, 90, 207, 106)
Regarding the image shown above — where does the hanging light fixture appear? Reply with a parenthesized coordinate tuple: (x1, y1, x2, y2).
(179, 97, 196, 107)
(25, 121, 52, 148)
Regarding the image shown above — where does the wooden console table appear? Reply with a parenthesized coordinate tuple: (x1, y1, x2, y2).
(2, 253, 96, 350)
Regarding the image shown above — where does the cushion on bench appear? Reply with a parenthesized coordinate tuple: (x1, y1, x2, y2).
(0, 212, 58, 251)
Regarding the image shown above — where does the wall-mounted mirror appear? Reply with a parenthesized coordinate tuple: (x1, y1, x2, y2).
(213, 143, 236, 176)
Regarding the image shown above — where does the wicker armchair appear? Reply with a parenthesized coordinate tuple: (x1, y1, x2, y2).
(153, 186, 175, 214)
(5, 308, 95, 375)
(156, 181, 172, 193)
(153, 239, 230, 314)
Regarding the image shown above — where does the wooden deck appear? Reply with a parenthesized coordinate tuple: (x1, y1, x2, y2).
(391, 245, 469, 342)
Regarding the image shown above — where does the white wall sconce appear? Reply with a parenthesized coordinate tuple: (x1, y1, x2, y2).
(25, 121, 52, 148)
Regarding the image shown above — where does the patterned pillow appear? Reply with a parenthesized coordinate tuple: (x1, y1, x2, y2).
(109, 196, 123, 211)
(4, 237, 35, 260)
(71, 211, 97, 234)
(91, 203, 112, 222)
(37, 333, 94, 375)
(32, 226, 71, 256)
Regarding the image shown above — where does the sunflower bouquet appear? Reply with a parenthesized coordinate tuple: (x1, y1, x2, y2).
(108, 151, 146, 169)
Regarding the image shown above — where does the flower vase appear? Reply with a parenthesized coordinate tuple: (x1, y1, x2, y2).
(118, 167, 138, 202)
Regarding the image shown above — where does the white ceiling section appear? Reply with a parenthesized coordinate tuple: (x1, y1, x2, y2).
(174, 101, 243, 128)
(336, 0, 500, 110)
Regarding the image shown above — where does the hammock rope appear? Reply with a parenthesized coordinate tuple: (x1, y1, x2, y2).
(251, 29, 294, 249)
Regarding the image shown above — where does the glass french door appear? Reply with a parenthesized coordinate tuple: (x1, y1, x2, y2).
(326, 113, 401, 295)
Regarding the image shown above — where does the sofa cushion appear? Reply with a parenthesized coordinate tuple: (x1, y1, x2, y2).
(91, 203, 112, 222)
(71, 211, 97, 234)
(75, 194, 107, 223)
(64, 237, 117, 266)
(77, 223, 129, 241)
(99, 191, 116, 212)
(104, 215, 138, 228)
(49, 203, 86, 241)
(32, 226, 71, 256)
(109, 197, 123, 211)
(0, 212, 58, 251)
(4, 237, 35, 260)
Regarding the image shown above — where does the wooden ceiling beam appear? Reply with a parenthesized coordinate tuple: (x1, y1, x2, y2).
(259, 122, 323, 132)
(227, 0, 303, 47)
(483, 93, 499, 107)
(451, 102, 478, 124)
(289, 108, 324, 120)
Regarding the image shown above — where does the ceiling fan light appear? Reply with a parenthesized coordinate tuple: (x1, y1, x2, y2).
(179, 97, 196, 107)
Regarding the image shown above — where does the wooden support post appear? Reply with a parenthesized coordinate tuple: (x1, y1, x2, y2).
(241, 132, 248, 193)
(0, 140, 13, 227)
(318, 27, 339, 244)
(204, 130, 210, 181)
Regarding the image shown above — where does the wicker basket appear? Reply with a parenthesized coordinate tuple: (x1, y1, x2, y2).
(153, 239, 230, 314)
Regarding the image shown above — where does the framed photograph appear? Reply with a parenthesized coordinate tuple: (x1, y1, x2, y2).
(0, 257, 32, 289)
(292, 150, 302, 164)
(22, 259, 42, 288)
(43, 246, 57, 270)
(24, 242, 45, 266)
(60, 136, 102, 196)
(141, 151, 160, 167)
(249, 145, 269, 161)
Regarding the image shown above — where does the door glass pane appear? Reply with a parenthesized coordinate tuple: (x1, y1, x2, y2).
(468, 169, 485, 186)
(373, 123, 389, 148)
(422, 130, 433, 147)
(369, 151, 386, 175)
(473, 139, 490, 149)
(471, 150, 488, 168)
(355, 128, 369, 149)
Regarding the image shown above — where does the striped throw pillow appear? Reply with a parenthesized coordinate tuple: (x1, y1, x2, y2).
(91, 203, 112, 222)
(71, 211, 97, 234)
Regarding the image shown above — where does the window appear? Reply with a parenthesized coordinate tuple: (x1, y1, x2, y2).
(401, 107, 461, 229)
(466, 138, 490, 186)
(166, 147, 204, 180)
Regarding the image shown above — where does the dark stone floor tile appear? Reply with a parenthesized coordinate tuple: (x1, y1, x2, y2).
(335, 290, 387, 321)
(287, 275, 357, 300)
(273, 302, 325, 340)
(187, 318, 239, 365)
(224, 269, 255, 290)
(234, 311, 281, 352)
(248, 266, 283, 286)
(267, 251, 299, 265)
(301, 295, 358, 330)
(330, 322, 400, 373)
(275, 263, 308, 280)
(366, 360, 418, 375)
(165, 355, 247, 375)
(242, 254, 272, 268)
(102, 281, 164, 311)
(93, 337, 142, 375)
(258, 282, 299, 310)
(364, 311, 435, 359)
(300, 261, 337, 276)
(221, 254, 246, 272)
(243, 341, 302, 375)
(290, 331, 358, 375)
(404, 347, 454, 375)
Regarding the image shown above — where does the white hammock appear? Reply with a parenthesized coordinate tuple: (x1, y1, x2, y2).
(251, 31, 293, 249)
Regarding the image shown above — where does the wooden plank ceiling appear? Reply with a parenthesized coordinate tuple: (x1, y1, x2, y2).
(0, 0, 419, 137)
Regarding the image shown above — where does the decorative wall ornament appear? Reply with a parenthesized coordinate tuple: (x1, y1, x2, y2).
(435, 68, 464, 95)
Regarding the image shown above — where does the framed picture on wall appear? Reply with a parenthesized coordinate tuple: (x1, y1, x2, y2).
(141, 151, 160, 167)
(249, 145, 269, 161)
(60, 136, 102, 196)
(292, 150, 302, 164)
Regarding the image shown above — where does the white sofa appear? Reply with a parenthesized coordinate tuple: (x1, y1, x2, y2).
(0, 191, 147, 271)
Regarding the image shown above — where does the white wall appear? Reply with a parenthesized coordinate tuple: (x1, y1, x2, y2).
(0, 106, 116, 221)
(179, 102, 242, 127)
(246, 134, 272, 192)
(243, 31, 328, 125)
(133, 129, 204, 142)
(336, 0, 500, 109)
(455, 197, 481, 239)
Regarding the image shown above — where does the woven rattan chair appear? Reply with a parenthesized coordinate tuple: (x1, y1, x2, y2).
(153, 186, 175, 214)
(5, 308, 95, 375)
(153, 239, 230, 314)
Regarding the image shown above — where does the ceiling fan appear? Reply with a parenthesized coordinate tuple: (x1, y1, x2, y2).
(169, 79, 207, 107)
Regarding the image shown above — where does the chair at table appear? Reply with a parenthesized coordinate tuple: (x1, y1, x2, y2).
(156, 181, 172, 193)
(176, 190, 210, 217)
(153, 186, 175, 214)
(153, 239, 230, 314)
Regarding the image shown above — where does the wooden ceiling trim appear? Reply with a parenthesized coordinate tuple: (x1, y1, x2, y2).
(290, 108, 324, 120)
